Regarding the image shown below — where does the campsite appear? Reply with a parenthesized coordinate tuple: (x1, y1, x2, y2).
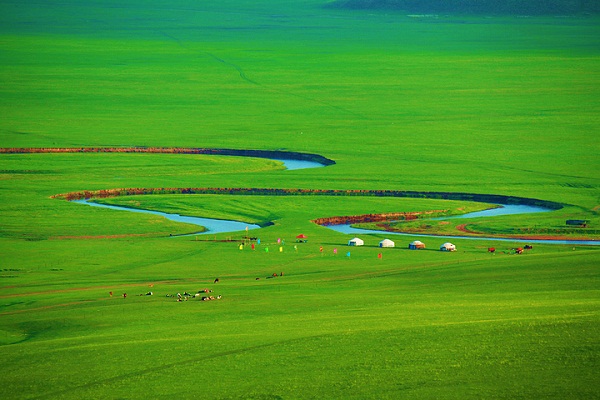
(1, 1, 599, 399)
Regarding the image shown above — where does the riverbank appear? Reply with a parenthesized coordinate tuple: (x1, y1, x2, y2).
(73, 199, 262, 235)
(4, 141, 593, 246)
(319, 204, 600, 244)
(325, 222, 600, 245)
(51, 186, 565, 211)
(73, 196, 600, 245)
(8, 146, 598, 243)
(367, 222, 600, 243)
(312, 209, 450, 226)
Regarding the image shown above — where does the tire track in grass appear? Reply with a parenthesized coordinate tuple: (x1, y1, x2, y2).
(0, 279, 191, 302)
(205, 49, 369, 119)
(206, 52, 259, 85)
(207, 50, 370, 119)
(31, 334, 331, 400)
(158, 30, 258, 85)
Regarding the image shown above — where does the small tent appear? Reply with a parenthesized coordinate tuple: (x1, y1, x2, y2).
(348, 237, 364, 246)
(296, 234, 308, 243)
(379, 239, 395, 248)
(440, 242, 456, 252)
(408, 240, 426, 250)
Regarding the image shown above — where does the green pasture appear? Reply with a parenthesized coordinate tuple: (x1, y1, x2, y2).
(1, 1, 599, 398)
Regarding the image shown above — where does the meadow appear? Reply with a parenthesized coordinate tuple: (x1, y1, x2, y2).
(1, 1, 599, 398)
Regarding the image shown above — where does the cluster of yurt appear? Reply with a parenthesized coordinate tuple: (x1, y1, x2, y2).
(347, 238, 456, 252)
(408, 240, 457, 251)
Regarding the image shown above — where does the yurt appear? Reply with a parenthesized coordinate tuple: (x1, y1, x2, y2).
(440, 242, 456, 252)
(379, 239, 395, 248)
(348, 237, 364, 246)
(408, 240, 426, 250)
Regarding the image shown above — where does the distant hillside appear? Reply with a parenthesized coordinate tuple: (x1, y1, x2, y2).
(328, 0, 600, 15)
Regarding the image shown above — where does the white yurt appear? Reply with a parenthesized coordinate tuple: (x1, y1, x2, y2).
(379, 239, 395, 248)
(348, 237, 364, 246)
(440, 242, 456, 252)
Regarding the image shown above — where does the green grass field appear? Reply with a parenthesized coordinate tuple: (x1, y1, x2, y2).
(1, 1, 599, 398)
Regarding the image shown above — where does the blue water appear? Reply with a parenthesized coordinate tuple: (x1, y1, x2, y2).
(73, 200, 260, 235)
(71, 156, 319, 235)
(431, 204, 550, 219)
(75, 199, 598, 245)
(276, 159, 325, 170)
(324, 223, 598, 245)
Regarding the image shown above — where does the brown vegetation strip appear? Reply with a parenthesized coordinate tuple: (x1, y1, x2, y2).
(312, 210, 447, 225)
(0, 146, 336, 166)
(51, 186, 564, 212)
(456, 223, 474, 234)
(2, 147, 563, 209)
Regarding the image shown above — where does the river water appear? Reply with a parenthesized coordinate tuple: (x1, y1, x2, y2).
(71, 159, 318, 235)
(430, 204, 550, 219)
(71, 157, 598, 244)
(74, 200, 598, 245)
(274, 159, 325, 170)
(73, 200, 261, 235)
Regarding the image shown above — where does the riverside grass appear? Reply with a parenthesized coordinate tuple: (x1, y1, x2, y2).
(1, 1, 600, 399)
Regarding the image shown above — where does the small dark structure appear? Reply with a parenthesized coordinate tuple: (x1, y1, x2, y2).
(566, 220, 589, 228)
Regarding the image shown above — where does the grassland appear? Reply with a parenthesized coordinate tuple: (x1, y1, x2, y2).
(1, 1, 599, 399)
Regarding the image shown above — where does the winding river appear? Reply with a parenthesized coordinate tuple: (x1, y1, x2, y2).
(74, 199, 261, 236)
(69, 156, 598, 245)
(71, 158, 314, 236)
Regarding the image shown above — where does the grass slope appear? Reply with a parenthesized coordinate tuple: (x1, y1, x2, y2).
(0, 1, 599, 398)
